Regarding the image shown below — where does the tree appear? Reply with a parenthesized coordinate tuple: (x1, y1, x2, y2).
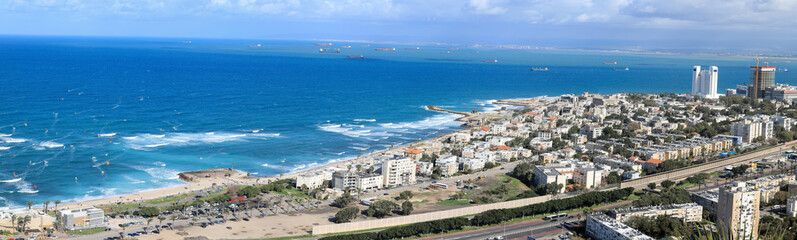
(25, 201, 33, 210)
(401, 201, 413, 215)
(731, 165, 750, 178)
(238, 186, 260, 198)
(771, 191, 791, 206)
(43, 200, 50, 213)
(334, 207, 359, 223)
(510, 162, 535, 187)
(146, 218, 153, 230)
(625, 215, 688, 238)
(54, 200, 61, 211)
(158, 216, 166, 228)
(661, 180, 675, 189)
(648, 183, 656, 190)
(606, 172, 621, 184)
(397, 191, 414, 200)
(365, 200, 399, 218)
(134, 207, 161, 217)
(332, 192, 356, 208)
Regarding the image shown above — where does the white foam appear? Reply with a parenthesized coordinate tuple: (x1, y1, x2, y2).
(0, 133, 10, 137)
(2, 137, 27, 143)
(0, 147, 9, 150)
(124, 175, 146, 184)
(124, 132, 280, 150)
(132, 166, 181, 180)
(39, 141, 64, 148)
(0, 178, 21, 183)
(153, 161, 166, 167)
(98, 133, 117, 137)
(354, 119, 376, 122)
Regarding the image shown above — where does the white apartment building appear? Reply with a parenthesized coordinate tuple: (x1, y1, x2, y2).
(381, 157, 416, 187)
(436, 156, 459, 177)
(296, 171, 331, 189)
(586, 213, 654, 240)
(717, 182, 760, 240)
(731, 116, 774, 143)
(60, 207, 108, 231)
(533, 160, 603, 192)
(332, 171, 383, 191)
(610, 203, 703, 223)
(787, 196, 797, 217)
(692, 66, 719, 99)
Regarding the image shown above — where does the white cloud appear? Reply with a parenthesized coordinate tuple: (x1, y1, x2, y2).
(469, 0, 507, 15)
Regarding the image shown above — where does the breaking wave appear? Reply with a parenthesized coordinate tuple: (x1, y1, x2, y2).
(123, 132, 280, 150)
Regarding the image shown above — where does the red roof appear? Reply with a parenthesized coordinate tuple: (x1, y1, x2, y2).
(405, 149, 423, 154)
(629, 156, 639, 161)
(492, 145, 511, 150)
(560, 171, 583, 175)
(646, 158, 663, 164)
(481, 127, 490, 131)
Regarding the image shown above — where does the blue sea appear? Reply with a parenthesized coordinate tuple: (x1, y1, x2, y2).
(0, 36, 794, 208)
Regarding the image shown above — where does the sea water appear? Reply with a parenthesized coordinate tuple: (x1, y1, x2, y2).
(0, 36, 793, 207)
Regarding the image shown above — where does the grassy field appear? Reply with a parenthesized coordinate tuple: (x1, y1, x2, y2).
(436, 199, 471, 206)
(102, 203, 140, 214)
(66, 227, 107, 235)
(143, 193, 194, 205)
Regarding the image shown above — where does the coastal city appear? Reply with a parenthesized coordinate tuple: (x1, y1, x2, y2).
(4, 2, 797, 240)
(1, 59, 796, 240)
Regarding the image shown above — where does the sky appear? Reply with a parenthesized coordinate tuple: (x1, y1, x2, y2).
(2, 0, 797, 53)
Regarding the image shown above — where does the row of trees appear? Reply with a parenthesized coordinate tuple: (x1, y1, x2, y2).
(320, 217, 470, 240)
(470, 187, 635, 226)
(632, 187, 692, 207)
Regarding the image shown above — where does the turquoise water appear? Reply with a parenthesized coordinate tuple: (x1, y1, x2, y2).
(0, 36, 794, 208)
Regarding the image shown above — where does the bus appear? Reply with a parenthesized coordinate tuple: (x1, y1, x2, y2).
(543, 213, 568, 220)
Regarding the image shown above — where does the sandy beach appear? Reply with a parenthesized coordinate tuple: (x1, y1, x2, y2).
(52, 118, 475, 212)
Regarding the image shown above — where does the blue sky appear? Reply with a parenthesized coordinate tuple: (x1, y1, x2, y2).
(2, 0, 797, 53)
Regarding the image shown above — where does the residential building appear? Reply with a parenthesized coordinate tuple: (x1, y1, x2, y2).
(296, 171, 331, 189)
(332, 171, 382, 191)
(534, 160, 603, 192)
(382, 157, 416, 187)
(586, 213, 654, 240)
(436, 156, 459, 177)
(60, 207, 107, 230)
(787, 196, 797, 217)
(609, 203, 703, 223)
(717, 182, 760, 240)
(692, 66, 719, 99)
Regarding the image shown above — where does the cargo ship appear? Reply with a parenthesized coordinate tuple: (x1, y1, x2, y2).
(318, 48, 341, 53)
(346, 55, 364, 59)
(375, 48, 396, 51)
(614, 67, 629, 71)
(314, 43, 333, 46)
(341, 46, 352, 49)
(440, 51, 451, 54)
(405, 47, 420, 50)
(483, 60, 498, 63)
(604, 61, 618, 65)
(531, 67, 549, 71)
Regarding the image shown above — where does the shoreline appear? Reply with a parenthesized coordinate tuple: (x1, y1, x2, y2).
(44, 106, 486, 212)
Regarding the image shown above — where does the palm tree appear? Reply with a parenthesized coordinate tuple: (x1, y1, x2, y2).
(11, 215, 16, 232)
(54, 200, 61, 211)
(43, 200, 50, 213)
(26, 201, 33, 210)
(171, 215, 178, 226)
(146, 218, 153, 232)
(158, 216, 166, 229)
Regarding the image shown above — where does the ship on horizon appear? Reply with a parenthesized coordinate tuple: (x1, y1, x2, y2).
(483, 59, 498, 63)
(531, 67, 549, 71)
(405, 47, 420, 50)
(375, 48, 396, 51)
(614, 67, 629, 71)
(318, 48, 341, 53)
(341, 45, 352, 49)
(346, 55, 364, 59)
(604, 61, 618, 65)
(314, 43, 333, 46)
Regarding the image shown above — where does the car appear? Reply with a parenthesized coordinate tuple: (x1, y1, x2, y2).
(226, 226, 233, 230)
(242, 217, 250, 221)
(153, 230, 160, 234)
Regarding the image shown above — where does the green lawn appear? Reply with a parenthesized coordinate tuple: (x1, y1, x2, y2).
(143, 193, 194, 205)
(436, 199, 471, 206)
(102, 203, 140, 214)
(66, 227, 107, 235)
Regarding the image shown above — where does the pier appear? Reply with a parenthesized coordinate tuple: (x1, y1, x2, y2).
(426, 105, 473, 122)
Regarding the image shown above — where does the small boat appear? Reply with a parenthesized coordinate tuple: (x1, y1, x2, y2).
(449, 48, 459, 51)
(375, 48, 396, 51)
(405, 47, 420, 50)
(604, 61, 618, 65)
(318, 48, 340, 53)
(531, 67, 549, 71)
(440, 51, 451, 54)
(341, 46, 352, 49)
(483, 60, 498, 63)
(614, 68, 629, 71)
(346, 55, 364, 59)
(314, 43, 333, 46)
